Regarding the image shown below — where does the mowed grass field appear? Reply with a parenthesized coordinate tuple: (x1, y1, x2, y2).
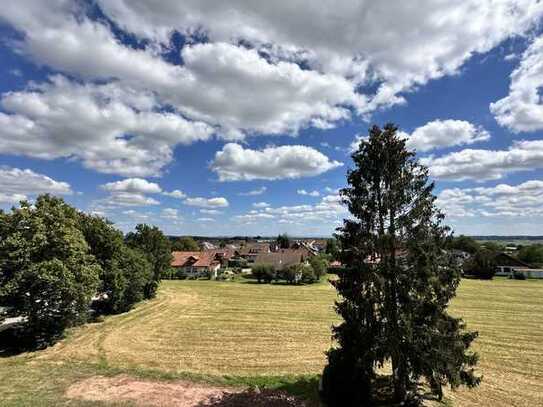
(1, 277, 542, 406)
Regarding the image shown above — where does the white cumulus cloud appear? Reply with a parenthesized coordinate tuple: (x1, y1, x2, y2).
(0, 76, 213, 176)
(211, 143, 343, 181)
(423, 139, 543, 180)
(491, 35, 543, 133)
(401, 119, 490, 152)
(0, 167, 72, 204)
(184, 197, 229, 208)
(101, 178, 162, 194)
(297, 189, 320, 197)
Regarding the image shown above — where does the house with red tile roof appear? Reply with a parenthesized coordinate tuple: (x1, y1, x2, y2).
(171, 251, 221, 278)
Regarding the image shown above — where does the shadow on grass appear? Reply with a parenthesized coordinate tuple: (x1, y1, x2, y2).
(197, 376, 320, 407)
(0, 324, 65, 357)
(0, 327, 37, 357)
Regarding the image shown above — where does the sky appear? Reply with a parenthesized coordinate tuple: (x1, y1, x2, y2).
(1, 1, 543, 237)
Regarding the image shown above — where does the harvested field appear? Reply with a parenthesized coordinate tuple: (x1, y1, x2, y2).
(1, 277, 542, 406)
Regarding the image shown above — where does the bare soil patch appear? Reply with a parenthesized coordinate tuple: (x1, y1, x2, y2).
(65, 375, 307, 407)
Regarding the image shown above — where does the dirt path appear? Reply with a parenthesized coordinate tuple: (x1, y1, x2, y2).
(65, 375, 307, 407)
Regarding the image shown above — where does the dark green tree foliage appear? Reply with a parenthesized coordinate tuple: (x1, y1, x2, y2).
(0, 195, 100, 344)
(282, 264, 300, 284)
(325, 238, 340, 260)
(323, 124, 480, 405)
(276, 233, 290, 249)
(113, 246, 153, 311)
(449, 235, 481, 254)
(125, 224, 172, 298)
(309, 254, 329, 281)
(172, 236, 200, 251)
(251, 264, 276, 283)
(518, 244, 543, 266)
(480, 241, 504, 252)
(463, 249, 497, 280)
(79, 213, 154, 313)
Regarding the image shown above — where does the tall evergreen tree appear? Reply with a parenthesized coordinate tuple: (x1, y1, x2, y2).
(276, 233, 290, 249)
(322, 124, 480, 405)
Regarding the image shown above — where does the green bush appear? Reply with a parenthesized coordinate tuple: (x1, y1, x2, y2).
(513, 271, 527, 280)
(463, 249, 496, 280)
(251, 264, 276, 283)
(518, 244, 543, 267)
(309, 255, 329, 281)
(279, 264, 302, 284)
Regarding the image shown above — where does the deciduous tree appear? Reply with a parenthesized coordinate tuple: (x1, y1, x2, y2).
(0, 195, 100, 344)
(172, 236, 200, 251)
(126, 224, 172, 298)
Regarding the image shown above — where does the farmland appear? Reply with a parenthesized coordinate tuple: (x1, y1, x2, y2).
(1, 277, 542, 406)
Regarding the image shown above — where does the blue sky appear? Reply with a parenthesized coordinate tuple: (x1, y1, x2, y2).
(1, 1, 543, 236)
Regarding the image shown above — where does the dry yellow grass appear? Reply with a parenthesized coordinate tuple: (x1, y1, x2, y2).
(40, 280, 338, 376)
(3, 277, 543, 406)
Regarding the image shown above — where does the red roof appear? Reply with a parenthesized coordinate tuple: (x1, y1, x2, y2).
(171, 251, 218, 268)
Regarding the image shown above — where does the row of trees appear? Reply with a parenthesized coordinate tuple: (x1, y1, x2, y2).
(252, 254, 329, 284)
(0, 195, 171, 346)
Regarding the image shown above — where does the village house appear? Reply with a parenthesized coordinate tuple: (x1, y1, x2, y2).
(235, 242, 271, 263)
(171, 251, 221, 279)
(494, 252, 543, 279)
(171, 249, 236, 279)
(252, 248, 313, 270)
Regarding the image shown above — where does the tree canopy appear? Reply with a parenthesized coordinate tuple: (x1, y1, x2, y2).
(325, 238, 340, 260)
(449, 235, 481, 254)
(276, 233, 290, 249)
(126, 224, 172, 298)
(322, 124, 480, 405)
(0, 195, 166, 346)
(518, 244, 543, 266)
(0, 195, 100, 344)
(172, 236, 200, 251)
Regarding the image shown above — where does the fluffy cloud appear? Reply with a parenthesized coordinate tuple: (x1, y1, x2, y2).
(101, 178, 162, 194)
(97, 0, 543, 111)
(422, 140, 543, 180)
(252, 202, 270, 208)
(238, 187, 267, 196)
(197, 217, 215, 222)
(122, 209, 150, 220)
(162, 190, 187, 199)
(160, 208, 180, 220)
(235, 193, 347, 224)
(183, 197, 229, 208)
(97, 177, 164, 209)
(0, 167, 72, 204)
(2, 0, 541, 146)
(401, 120, 490, 152)
(0, 3, 362, 139)
(101, 192, 160, 207)
(0, 76, 213, 176)
(491, 35, 543, 132)
(200, 209, 222, 215)
(211, 143, 343, 181)
(297, 189, 320, 197)
(177, 42, 361, 137)
(349, 134, 368, 153)
(437, 180, 543, 218)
